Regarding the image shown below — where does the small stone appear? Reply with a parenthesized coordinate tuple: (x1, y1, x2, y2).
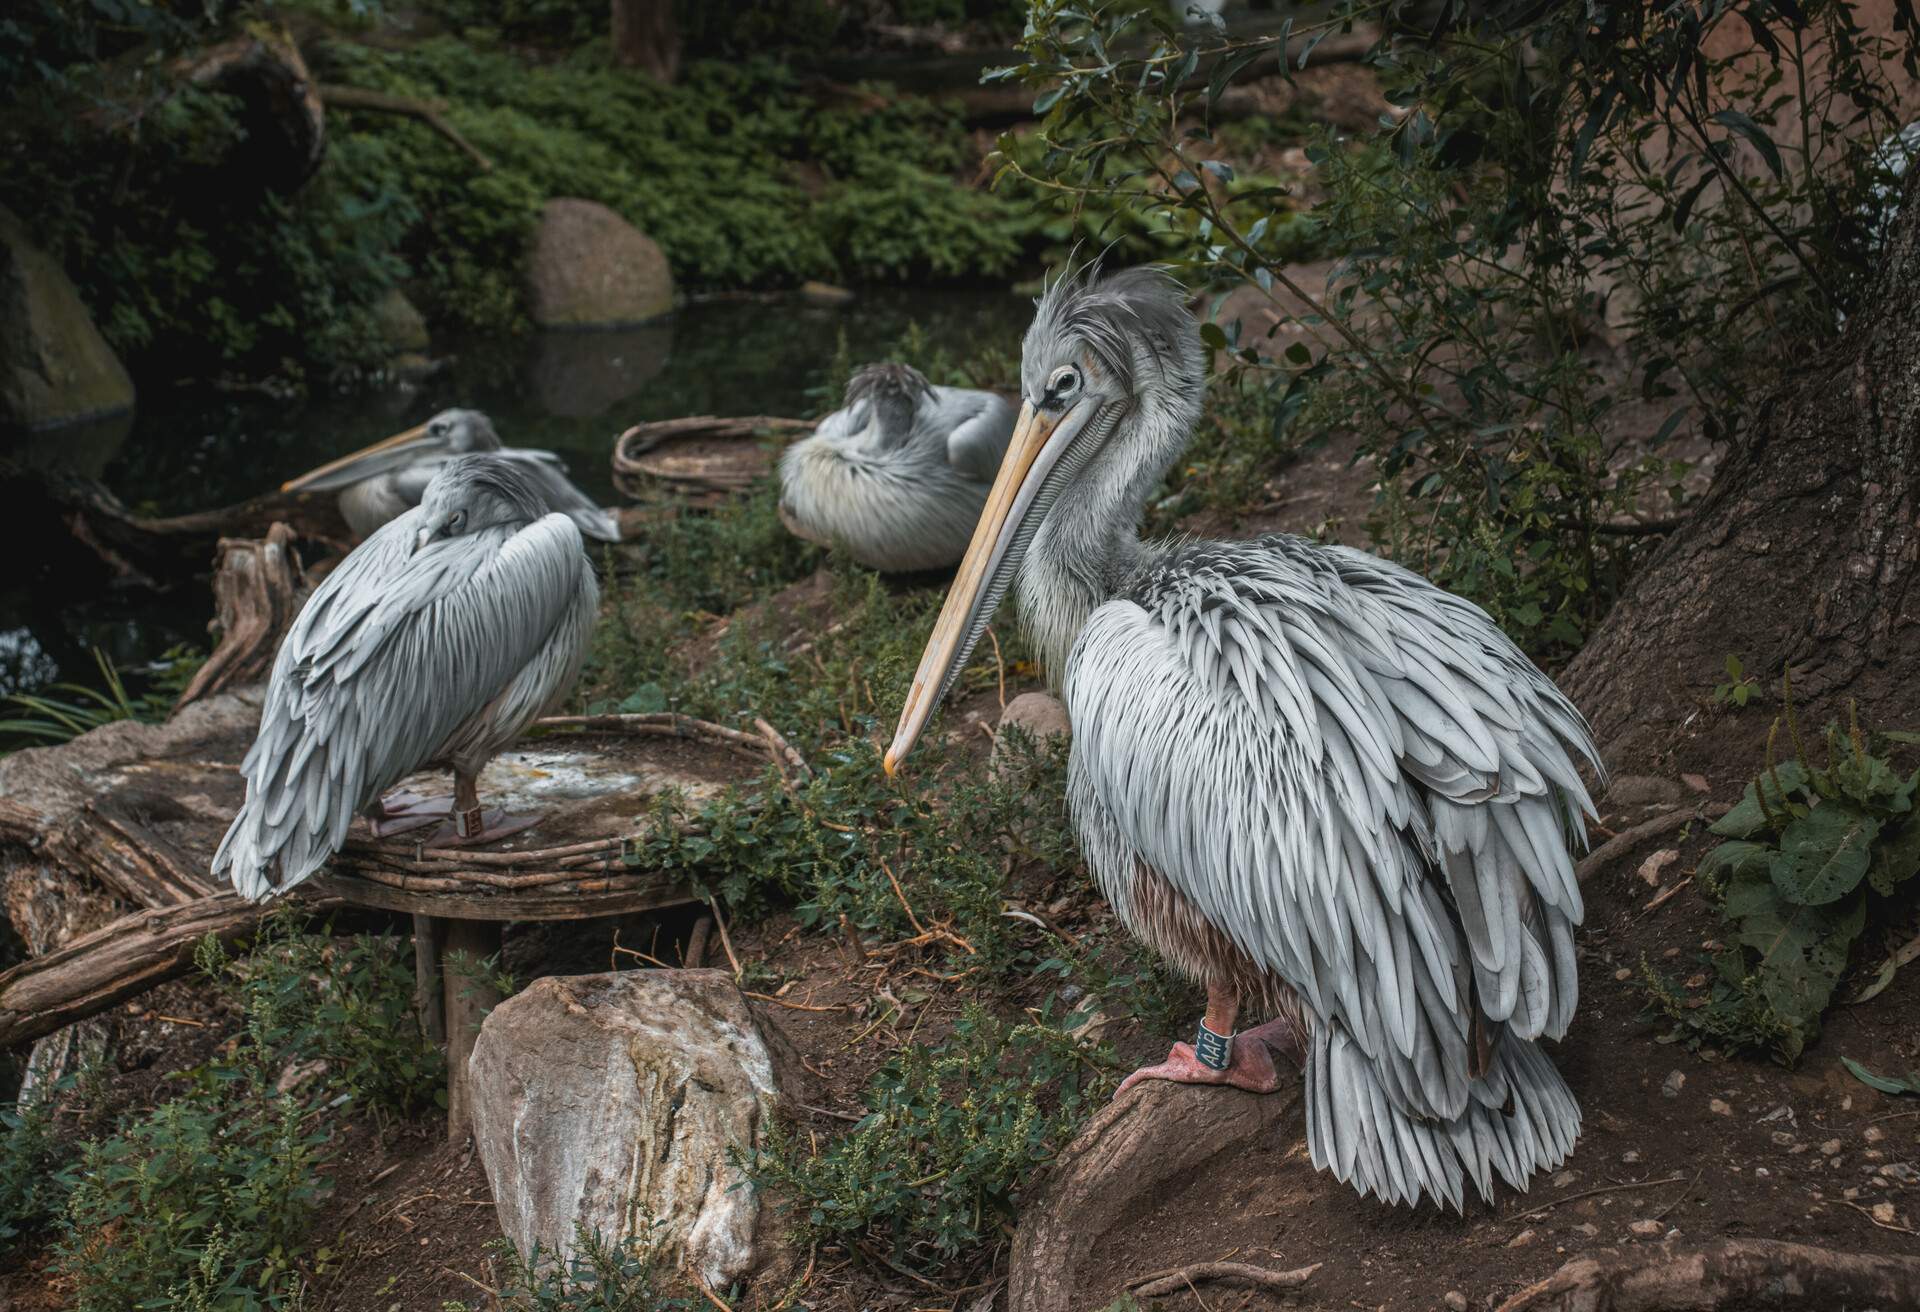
(1821, 1139, 1843, 1155)
(1662, 947, 1682, 958)
(1844, 1187, 1862, 1200)
(1865, 1125, 1887, 1143)
(1551, 1170, 1580, 1188)
(1622, 1150, 1643, 1164)
(1663, 1070, 1687, 1098)
(1637, 848, 1680, 885)
(1684, 973, 1707, 989)
(1628, 1219, 1664, 1237)
(1755, 1167, 1771, 1178)
(1443, 1293, 1469, 1312)
(1771, 1130, 1796, 1146)
(1790, 1143, 1809, 1155)
(1681, 773, 1711, 793)
(1882, 1162, 1919, 1183)
(1614, 968, 1633, 982)
(1873, 1202, 1898, 1225)
(1508, 1228, 1537, 1248)
(1709, 1098, 1732, 1115)
(1572, 1222, 1599, 1237)
(1867, 1149, 1887, 1162)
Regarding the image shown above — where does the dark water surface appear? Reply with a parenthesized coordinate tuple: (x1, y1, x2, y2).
(1, 287, 1031, 699)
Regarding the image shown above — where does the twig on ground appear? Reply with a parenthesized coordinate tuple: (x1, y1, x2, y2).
(1844, 1199, 1917, 1234)
(1641, 875, 1694, 916)
(1516, 1173, 1690, 1220)
(987, 625, 1007, 711)
(1576, 805, 1729, 883)
(708, 898, 742, 980)
(1125, 1260, 1321, 1298)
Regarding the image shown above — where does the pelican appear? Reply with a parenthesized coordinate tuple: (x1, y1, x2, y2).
(214, 454, 600, 899)
(885, 267, 1601, 1210)
(777, 363, 1017, 571)
(282, 408, 620, 543)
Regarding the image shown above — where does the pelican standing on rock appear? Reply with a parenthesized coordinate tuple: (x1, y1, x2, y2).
(282, 407, 621, 543)
(214, 454, 600, 900)
(885, 267, 1601, 1210)
(778, 363, 1017, 571)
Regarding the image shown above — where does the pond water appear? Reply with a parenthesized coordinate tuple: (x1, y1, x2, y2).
(1, 286, 1033, 700)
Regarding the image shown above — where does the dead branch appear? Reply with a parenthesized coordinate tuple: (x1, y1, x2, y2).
(1495, 1238, 1920, 1311)
(0, 891, 341, 1049)
(1576, 804, 1729, 883)
(173, 523, 309, 713)
(1128, 1260, 1321, 1297)
(319, 84, 494, 171)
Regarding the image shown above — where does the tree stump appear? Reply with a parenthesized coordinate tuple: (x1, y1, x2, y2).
(1495, 1239, 1920, 1311)
(1007, 1080, 1302, 1312)
(172, 523, 309, 714)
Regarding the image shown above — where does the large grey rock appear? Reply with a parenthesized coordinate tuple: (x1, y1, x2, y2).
(994, 692, 1071, 753)
(525, 199, 674, 329)
(0, 206, 134, 433)
(468, 970, 776, 1287)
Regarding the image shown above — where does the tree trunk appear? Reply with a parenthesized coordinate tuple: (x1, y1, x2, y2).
(611, 0, 679, 82)
(171, 523, 309, 714)
(1564, 174, 1920, 768)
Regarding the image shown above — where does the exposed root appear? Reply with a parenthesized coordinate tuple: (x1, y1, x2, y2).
(1494, 1238, 1920, 1311)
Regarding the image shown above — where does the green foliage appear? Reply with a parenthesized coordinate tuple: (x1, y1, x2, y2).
(750, 1005, 1115, 1275)
(1642, 702, 1920, 1062)
(441, 1226, 694, 1312)
(196, 909, 448, 1119)
(0, 1089, 71, 1254)
(994, 0, 1914, 655)
(0, 646, 200, 751)
(1841, 1056, 1920, 1096)
(1715, 655, 1760, 709)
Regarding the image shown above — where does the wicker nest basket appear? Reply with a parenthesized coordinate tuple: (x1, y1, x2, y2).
(611, 415, 815, 508)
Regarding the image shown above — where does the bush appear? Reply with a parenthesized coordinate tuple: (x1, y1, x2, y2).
(750, 1006, 1113, 1275)
(443, 1226, 694, 1312)
(0, 1091, 71, 1255)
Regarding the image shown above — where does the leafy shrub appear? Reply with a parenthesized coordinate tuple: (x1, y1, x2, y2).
(443, 1226, 694, 1312)
(750, 1005, 1114, 1275)
(197, 910, 447, 1119)
(1643, 701, 1920, 1062)
(57, 1092, 328, 1311)
(0, 1091, 71, 1255)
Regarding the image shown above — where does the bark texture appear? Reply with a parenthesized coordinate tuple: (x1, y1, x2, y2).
(611, 0, 679, 81)
(1565, 174, 1920, 767)
(1495, 1238, 1920, 1311)
(172, 523, 308, 713)
(1007, 1080, 1301, 1312)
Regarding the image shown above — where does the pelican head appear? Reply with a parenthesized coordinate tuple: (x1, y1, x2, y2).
(843, 363, 935, 448)
(886, 265, 1203, 772)
(284, 408, 503, 493)
(412, 452, 549, 553)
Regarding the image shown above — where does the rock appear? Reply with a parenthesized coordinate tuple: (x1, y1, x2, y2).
(1865, 1125, 1887, 1143)
(1628, 1219, 1665, 1238)
(1710, 1098, 1732, 1115)
(1822, 1138, 1843, 1155)
(1662, 1069, 1686, 1098)
(1443, 1292, 1469, 1312)
(1551, 1170, 1580, 1188)
(370, 288, 430, 352)
(799, 280, 855, 306)
(526, 199, 674, 328)
(1508, 1228, 1537, 1248)
(1622, 1150, 1643, 1164)
(468, 970, 778, 1288)
(0, 206, 134, 435)
(995, 692, 1071, 754)
(1604, 775, 1689, 806)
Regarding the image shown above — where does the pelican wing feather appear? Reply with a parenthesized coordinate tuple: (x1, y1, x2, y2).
(495, 448, 621, 542)
(940, 388, 1019, 483)
(213, 509, 589, 898)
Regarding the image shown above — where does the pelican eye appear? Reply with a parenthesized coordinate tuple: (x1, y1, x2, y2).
(1046, 365, 1081, 400)
(447, 510, 467, 535)
(430, 420, 450, 437)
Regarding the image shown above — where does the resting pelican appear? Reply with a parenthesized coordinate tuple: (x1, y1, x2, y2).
(214, 454, 600, 899)
(777, 363, 1017, 571)
(283, 408, 620, 543)
(886, 267, 1600, 1210)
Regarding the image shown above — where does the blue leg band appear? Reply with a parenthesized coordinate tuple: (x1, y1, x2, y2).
(1194, 1019, 1233, 1071)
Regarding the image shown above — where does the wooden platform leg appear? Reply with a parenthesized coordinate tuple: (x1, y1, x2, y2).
(443, 918, 503, 1145)
(412, 914, 447, 1048)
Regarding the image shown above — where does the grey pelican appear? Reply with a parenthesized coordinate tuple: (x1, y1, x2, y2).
(214, 454, 600, 899)
(282, 408, 620, 543)
(777, 363, 1017, 571)
(885, 267, 1601, 1210)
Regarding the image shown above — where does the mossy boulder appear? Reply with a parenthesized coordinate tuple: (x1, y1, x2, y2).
(525, 198, 675, 328)
(0, 207, 134, 433)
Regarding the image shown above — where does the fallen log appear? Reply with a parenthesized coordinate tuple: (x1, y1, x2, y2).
(1007, 1077, 1302, 1312)
(0, 891, 340, 1050)
(172, 523, 309, 713)
(1495, 1238, 1920, 1311)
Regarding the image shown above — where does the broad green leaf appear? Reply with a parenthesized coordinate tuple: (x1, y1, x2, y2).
(1770, 805, 1878, 905)
(1868, 817, 1920, 895)
(1730, 880, 1866, 1055)
(1697, 839, 1770, 884)
(1840, 1057, 1920, 1096)
(1711, 761, 1809, 837)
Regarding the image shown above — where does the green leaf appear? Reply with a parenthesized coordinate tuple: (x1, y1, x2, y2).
(1711, 761, 1810, 837)
(1868, 816, 1920, 895)
(1769, 805, 1878, 905)
(1711, 108, 1784, 179)
(1698, 839, 1770, 884)
(1840, 1057, 1920, 1095)
(1727, 875, 1866, 1056)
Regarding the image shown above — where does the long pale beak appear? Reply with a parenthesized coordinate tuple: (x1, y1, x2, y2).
(281, 424, 436, 493)
(885, 397, 1095, 775)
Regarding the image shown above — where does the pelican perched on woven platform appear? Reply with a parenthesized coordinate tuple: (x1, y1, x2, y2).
(778, 363, 1017, 571)
(886, 267, 1602, 1210)
(215, 454, 600, 900)
(283, 408, 620, 543)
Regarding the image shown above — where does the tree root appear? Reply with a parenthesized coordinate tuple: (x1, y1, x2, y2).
(1495, 1238, 1920, 1311)
(1128, 1259, 1321, 1298)
(1575, 804, 1729, 883)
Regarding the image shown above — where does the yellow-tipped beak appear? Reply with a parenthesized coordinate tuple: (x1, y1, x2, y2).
(281, 423, 430, 493)
(884, 399, 1067, 775)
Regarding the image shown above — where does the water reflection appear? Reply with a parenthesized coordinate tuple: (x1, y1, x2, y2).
(6, 286, 1031, 696)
